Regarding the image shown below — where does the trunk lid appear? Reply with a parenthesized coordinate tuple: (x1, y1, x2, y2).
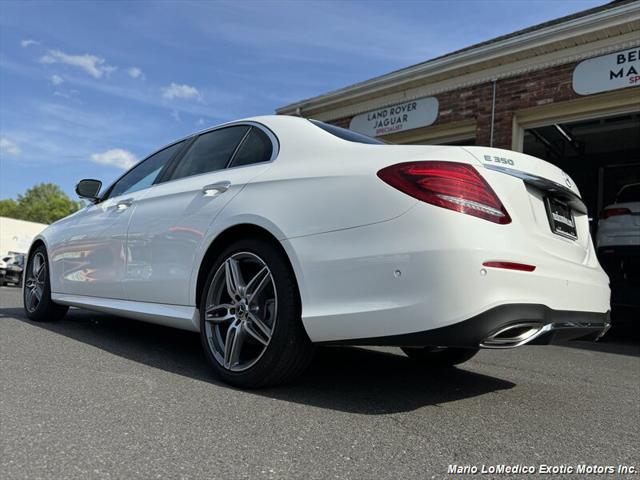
(462, 147, 593, 265)
(463, 147, 581, 197)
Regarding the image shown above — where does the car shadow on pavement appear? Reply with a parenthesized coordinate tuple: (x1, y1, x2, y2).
(2, 306, 515, 415)
(559, 338, 640, 357)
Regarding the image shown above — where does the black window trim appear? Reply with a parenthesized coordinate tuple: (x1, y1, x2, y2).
(159, 125, 251, 182)
(97, 121, 279, 202)
(154, 135, 197, 184)
(98, 138, 191, 202)
(226, 126, 274, 169)
(226, 126, 254, 168)
(226, 122, 279, 168)
(308, 119, 387, 145)
(160, 121, 280, 183)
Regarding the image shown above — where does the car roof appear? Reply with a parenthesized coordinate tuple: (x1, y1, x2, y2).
(618, 182, 640, 192)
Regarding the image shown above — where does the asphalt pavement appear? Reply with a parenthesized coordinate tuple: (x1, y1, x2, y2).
(1, 286, 638, 479)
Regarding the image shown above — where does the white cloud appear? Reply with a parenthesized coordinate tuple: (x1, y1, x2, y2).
(196, 118, 205, 126)
(90, 149, 137, 169)
(0, 137, 22, 156)
(21, 39, 38, 48)
(50, 74, 64, 86)
(162, 82, 202, 101)
(170, 110, 181, 122)
(127, 67, 144, 79)
(39, 50, 115, 79)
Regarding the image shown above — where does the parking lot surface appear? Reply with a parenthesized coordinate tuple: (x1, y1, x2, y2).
(1, 286, 638, 479)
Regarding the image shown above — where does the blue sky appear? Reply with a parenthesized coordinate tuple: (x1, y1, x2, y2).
(0, 0, 607, 199)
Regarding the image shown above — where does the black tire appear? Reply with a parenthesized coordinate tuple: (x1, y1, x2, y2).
(23, 245, 68, 322)
(401, 346, 478, 367)
(199, 237, 314, 388)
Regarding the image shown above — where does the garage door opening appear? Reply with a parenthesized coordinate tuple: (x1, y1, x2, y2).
(523, 112, 640, 220)
(523, 112, 640, 310)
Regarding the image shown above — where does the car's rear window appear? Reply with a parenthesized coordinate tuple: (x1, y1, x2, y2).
(616, 184, 640, 203)
(309, 119, 386, 145)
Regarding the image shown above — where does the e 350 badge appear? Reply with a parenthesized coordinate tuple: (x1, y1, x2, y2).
(483, 155, 515, 166)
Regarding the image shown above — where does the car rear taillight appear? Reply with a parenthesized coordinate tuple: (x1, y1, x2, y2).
(377, 161, 511, 224)
(599, 207, 631, 219)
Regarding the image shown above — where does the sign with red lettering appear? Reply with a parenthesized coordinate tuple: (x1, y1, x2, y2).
(573, 47, 640, 95)
(349, 97, 438, 137)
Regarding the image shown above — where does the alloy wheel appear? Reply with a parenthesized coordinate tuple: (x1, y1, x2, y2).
(204, 252, 277, 372)
(25, 252, 46, 313)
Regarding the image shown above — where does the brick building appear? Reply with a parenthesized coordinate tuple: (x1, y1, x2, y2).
(277, 0, 640, 218)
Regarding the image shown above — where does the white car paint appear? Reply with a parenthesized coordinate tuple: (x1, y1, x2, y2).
(32, 115, 610, 344)
(596, 183, 640, 249)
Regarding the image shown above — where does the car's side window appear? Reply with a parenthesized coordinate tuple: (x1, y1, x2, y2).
(106, 141, 185, 199)
(169, 126, 249, 181)
(228, 127, 273, 168)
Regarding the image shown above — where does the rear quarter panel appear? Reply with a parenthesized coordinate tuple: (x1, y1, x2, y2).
(192, 129, 481, 311)
(216, 138, 482, 239)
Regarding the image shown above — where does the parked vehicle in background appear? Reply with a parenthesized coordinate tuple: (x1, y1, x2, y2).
(22, 115, 610, 388)
(0, 253, 25, 287)
(0, 255, 11, 285)
(0, 255, 13, 270)
(597, 183, 640, 249)
(597, 183, 640, 309)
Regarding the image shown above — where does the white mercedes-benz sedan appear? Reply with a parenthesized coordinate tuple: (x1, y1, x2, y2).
(23, 115, 610, 387)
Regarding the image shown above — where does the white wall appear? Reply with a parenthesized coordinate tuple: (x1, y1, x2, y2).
(0, 217, 47, 257)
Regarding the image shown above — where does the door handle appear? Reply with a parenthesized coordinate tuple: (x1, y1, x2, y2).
(116, 199, 134, 211)
(202, 181, 231, 197)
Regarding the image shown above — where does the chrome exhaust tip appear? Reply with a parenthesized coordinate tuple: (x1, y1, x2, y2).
(480, 322, 547, 348)
(596, 321, 611, 341)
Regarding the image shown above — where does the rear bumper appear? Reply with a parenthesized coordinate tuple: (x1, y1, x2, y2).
(322, 304, 611, 348)
(286, 203, 610, 343)
(596, 226, 640, 249)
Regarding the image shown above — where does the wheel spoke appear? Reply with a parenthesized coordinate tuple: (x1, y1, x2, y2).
(248, 312, 272, 341)
(25, 286, 38, 311)
(205, 304, 235, 323)
(243, 319, 269, 346)
(224, 257, 245, 299)
(32, 255, 40, 277)
(35, 262, 45, 281)
(223, 322, 244, 369)
(245, 266, 271, 304)
(33, 285, 43, 302)
(25, 287, 34, 310)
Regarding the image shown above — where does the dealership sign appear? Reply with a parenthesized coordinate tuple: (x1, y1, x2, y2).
(349, 97, 438, 137)
(573, 47, 640, 95)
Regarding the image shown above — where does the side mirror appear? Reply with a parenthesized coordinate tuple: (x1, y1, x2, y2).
(75, 179, 102, 203)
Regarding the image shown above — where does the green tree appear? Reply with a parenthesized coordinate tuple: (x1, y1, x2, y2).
(0, 199, 20, 219)
(0, 183, 84, 224)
